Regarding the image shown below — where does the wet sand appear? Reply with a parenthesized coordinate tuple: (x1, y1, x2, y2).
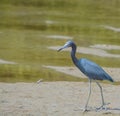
(0, 82, 120, 116)
(49, 46, 120, 58)
(43, 66, 120, 82)
(0, 59, 16, 64)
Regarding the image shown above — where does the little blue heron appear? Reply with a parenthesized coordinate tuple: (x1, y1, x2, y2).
(58, 41, 114, 111)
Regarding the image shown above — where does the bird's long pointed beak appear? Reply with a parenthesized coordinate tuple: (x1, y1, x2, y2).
(58, 42, 70, 52)
(57, 46, 64, 52)
(57, 44, 68, 52)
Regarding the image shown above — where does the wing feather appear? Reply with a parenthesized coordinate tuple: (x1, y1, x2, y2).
(77, 58, 113, 82)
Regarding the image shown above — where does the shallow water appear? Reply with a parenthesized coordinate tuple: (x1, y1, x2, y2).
(0, 0, 120, 82)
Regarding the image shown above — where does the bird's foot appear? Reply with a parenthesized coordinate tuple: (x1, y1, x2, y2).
(80, 103, 110, 112)
(83, 108, 89, 112)
(83, 106, 93, 112)
(96, 103, 110, 111)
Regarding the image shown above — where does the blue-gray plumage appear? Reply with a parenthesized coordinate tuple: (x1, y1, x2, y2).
(77, 58, 113, 82)
(58, 41, 114, 111)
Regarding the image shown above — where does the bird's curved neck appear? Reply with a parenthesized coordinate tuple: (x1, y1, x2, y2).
(71, 43, 78, 66)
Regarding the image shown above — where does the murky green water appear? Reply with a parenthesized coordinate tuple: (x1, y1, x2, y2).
(0, 0, 120, 82)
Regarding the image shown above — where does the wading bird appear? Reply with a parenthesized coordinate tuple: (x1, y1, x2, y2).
(58, 41, 114, 111)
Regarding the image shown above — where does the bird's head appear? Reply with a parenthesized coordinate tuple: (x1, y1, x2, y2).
(58, 41, 74, 52)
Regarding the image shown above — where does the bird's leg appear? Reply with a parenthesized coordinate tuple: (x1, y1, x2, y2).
(84, 80, 92, 112)
(96, 82, 105, 106)
(95, 82, 109, 111)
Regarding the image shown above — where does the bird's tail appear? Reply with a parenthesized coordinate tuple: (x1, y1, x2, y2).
(105, 73, 114, 82)
(108, 77, 114, 82)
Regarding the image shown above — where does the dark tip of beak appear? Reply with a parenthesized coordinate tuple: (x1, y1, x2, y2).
(57, 48, 62, 52)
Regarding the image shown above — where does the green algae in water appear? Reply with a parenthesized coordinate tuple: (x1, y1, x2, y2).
(0, 0, 120, 82)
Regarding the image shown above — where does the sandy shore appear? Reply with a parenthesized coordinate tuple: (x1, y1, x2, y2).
(0, 82, 120, 116)
(43, 66, 120, 82)
(49, 45, 120, 58)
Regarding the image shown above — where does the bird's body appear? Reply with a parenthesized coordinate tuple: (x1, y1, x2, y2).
(58, 41, 114, 111)
(75, 58, 113, 82)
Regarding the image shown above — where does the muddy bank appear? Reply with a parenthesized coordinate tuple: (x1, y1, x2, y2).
(48, 45, 120, 58)
(44, 65, 120, 82)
